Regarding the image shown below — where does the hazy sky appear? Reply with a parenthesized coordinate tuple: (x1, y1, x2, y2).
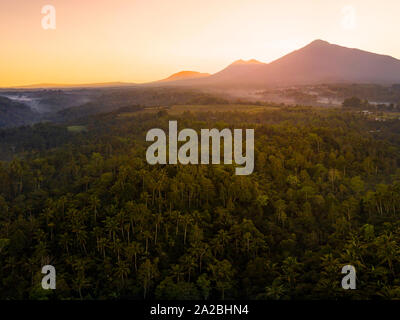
(0, 0, 399, 86)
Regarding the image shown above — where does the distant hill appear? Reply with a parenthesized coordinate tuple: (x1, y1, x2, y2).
(7, 82, 136, 89)
(159, 71, 211, 82)
(163, 40, 400, 88)
(197, 59, 266, 87)
(0, 96, 39, 128)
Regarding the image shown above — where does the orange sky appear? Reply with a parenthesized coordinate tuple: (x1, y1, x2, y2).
(1, 0, 399, 87)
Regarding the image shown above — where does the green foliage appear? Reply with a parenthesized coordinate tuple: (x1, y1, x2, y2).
(1, 106, 400, 300)
(342, 97, 368, 109)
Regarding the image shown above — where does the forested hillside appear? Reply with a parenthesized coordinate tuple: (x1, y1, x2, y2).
(1, 106, 400, 299)
(0, 96, 39, 128)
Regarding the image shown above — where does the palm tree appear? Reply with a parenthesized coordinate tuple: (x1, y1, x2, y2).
(154, 212, 163, 245)
(97, 237, 108, 260)
(90, 195, 100, 222)
(180, 255, 197, 282)
(208, 259, 235, 300)
(375, 233, 399, 275)
(125, 242, 143, 271)
(115, 260, 130, 284)
(138, 258, 159, 299)
(180, 214, 193, 245)
(59, 233, 72, 254)
(171, 264, 184, 283)
(104, 216, 119, 245)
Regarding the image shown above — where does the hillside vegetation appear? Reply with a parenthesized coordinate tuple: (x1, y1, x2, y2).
(1, 105, 400, 299)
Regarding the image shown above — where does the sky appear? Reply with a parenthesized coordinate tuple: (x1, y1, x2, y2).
(0, 0, 399, 87)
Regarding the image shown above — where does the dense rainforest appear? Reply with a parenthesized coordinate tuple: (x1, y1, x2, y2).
(1, 105, 400, 300)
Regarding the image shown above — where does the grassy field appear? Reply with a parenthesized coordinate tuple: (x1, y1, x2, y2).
(118, 104, 280, 118)
(67, 125, 87, 133)
(167, 104, 279, 114)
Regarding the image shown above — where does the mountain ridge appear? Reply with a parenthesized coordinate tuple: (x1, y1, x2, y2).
(4, 40, 400, 89)
(159, 71, 211, 82)
(195, 40, 400, 87)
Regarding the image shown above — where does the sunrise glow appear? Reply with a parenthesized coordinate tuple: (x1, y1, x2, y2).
(1, 0, 400, 87)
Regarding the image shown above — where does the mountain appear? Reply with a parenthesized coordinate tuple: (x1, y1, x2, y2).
(167, 40, 400, 88)
(7, 40, 400, 90)
(159, 71, 211, 82)
(194, 59, 267, 87)
(264, 40, 400, 85)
